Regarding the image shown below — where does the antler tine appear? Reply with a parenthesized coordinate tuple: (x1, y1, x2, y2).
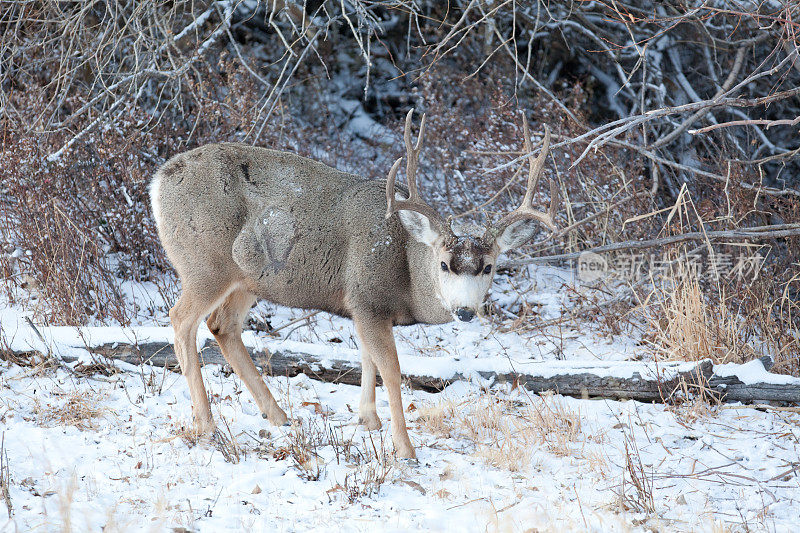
(488, 119, 560, 238)
(521, 113, 543, 208)
(385, 109, 448, 230)
(403, 108, 426, 199)
(385, 157, 404, 219)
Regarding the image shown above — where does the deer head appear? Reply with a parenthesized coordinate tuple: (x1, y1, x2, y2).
(386, 110, 560, 322)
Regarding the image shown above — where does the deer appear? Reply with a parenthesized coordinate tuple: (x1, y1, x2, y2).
(150, 110, 559, 459)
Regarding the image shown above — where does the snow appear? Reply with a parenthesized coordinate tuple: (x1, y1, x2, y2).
(2, 357, 799, 531)
(1, 268, 799, 531)
(714, 359, 800, 386)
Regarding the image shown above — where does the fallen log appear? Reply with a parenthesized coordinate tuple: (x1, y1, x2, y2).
(8, 340, 798, 404)
(74, 340, 454, 393)
(708, 358, 800, 403)
(39, 340, 797, 405)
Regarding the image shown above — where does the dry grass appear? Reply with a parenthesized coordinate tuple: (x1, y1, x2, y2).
(58, 474, 78, 533)
(665, 371, 724, 425)
(212, 414, 244, 465)
(761, 270, 800, 375)
(644, 263, 757, 365)
(615, 427, 655, 515)
(1, 433, 11, 518)
(34, 390, 106, 430)
(0, 339, 59, 375)
(628, 183, 799, 375)
(164, 416, 244, 465)
(333, 432, 393, 503)
(258, 413, 393, 502)
(165, 420, 205, 449)
(416, 391, 583, 472)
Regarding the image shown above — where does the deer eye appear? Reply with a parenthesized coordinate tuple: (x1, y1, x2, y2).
(483, 264, 493, 274)
(441, 261, 449, 272)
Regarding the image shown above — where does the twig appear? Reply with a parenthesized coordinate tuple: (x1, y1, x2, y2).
(500, 223, 800, 267)
(690, 116, 800, 135)
(720, 404, 800, 414)
(270, 311, 321, 334)
(0, 433, 10, 518)
(23, 317, 76, 375)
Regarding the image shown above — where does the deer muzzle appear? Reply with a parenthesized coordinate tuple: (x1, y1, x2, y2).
(455, 307, 476, 322)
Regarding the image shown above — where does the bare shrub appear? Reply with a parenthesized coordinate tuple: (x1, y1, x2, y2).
(413, 68, 652, 247)
(0, 100, 178, 325)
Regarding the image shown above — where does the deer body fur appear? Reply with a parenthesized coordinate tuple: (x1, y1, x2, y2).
(151, 111, 559, 459)
(154, 143, 451, 326)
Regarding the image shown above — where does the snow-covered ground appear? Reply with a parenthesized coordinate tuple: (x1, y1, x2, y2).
(2, 358, 799, 532)
(1, 267, 799, 531)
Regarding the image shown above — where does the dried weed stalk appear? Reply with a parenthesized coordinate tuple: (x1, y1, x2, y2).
(0, 433, 11, 518)
(34, 390, 106, 430)
(645, 263, 756, 365)
(616, 426, 655, 515)
(265, 413, 393, 501)
(417, 391, 583, 472)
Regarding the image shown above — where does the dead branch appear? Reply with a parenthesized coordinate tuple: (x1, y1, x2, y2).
(501, 223, 800, 267)
(11, 341, 799, 404)
(690, 117, 800, 135)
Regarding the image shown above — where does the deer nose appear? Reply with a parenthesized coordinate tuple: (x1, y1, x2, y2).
(456, 308, 475, 322)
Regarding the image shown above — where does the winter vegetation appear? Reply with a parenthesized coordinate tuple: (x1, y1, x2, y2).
(1, 1, 799, 531)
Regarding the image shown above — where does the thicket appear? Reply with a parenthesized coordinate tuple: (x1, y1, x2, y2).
(1, 1, 798, 371)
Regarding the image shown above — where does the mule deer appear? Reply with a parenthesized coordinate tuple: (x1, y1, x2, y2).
(150, 110, 558, 459)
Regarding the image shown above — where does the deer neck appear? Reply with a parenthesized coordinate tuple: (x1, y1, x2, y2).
(405, 240, 452, 325)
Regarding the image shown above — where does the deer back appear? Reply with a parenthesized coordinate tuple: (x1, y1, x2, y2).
(152, 143, 442, 323)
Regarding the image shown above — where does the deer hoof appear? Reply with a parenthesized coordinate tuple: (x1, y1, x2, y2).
(395, 446, 417, 460)
(359, 413, 382, 431)
(263, 407, 288, 427)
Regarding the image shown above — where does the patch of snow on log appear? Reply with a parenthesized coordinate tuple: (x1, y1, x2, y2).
(714, 359, 800, 386)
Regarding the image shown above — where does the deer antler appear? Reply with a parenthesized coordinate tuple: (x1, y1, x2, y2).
(487, 115, 560, 240)
(385, 109, 449, 230)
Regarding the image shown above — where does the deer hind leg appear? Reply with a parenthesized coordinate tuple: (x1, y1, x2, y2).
(169, 282, 235, 435)
(206, 289, 288, 426)
(358, 350, 381, 430)
(355, 316, 415, 459)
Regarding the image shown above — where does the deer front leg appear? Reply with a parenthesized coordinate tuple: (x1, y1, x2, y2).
(358, 350, 381, 430)
(355, 317, 415, 459)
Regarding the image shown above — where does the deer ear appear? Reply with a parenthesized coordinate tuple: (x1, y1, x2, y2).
(398, 209, 441, 246)
(495, 220, 540, 252)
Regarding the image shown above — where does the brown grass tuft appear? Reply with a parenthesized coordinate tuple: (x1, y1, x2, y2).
(0, 433, 11, 518)
(614, 426, 655, 515)
(34, 390, 106, 430)
(417, 391, 583, 472)
(644, 263, 757, 365)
